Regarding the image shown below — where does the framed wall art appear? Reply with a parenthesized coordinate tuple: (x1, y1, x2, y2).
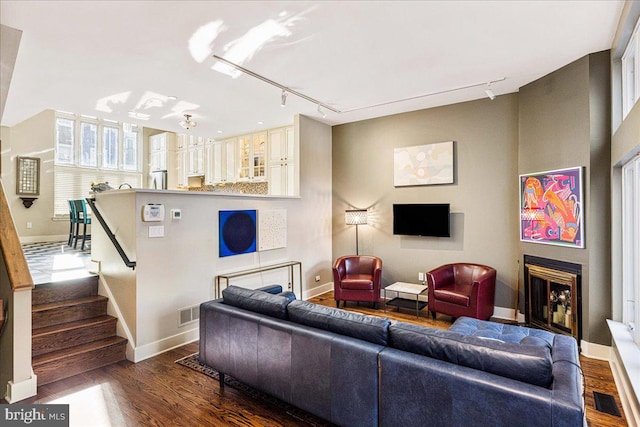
(394, 141, 454, 186)
(219, 210, 257, 257)
(519, 166, 584, 248)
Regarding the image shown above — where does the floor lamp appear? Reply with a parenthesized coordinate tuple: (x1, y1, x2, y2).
(345, 209, 368, 255)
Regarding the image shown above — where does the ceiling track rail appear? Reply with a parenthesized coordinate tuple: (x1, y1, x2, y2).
(212, 54, 506, 115)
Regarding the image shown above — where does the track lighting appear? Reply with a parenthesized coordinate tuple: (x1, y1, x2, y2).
(485, 83, 496, 101)
(317, 104, 326, 118)
(179, 113, 197, 130)
(213, 54, 505, 114)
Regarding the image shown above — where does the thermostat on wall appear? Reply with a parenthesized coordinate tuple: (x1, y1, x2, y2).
(170, 209, 182, 220)
(142, 204, 165, 222)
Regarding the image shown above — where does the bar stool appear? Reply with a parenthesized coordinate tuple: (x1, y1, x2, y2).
(72, 199, 91, 250)
(67, 200, 78, 246)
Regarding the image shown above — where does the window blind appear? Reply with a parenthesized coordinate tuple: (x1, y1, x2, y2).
(54, 166, 142, 216)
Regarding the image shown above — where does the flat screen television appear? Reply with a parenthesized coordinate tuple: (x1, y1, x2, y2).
(393, 203, 450, 237)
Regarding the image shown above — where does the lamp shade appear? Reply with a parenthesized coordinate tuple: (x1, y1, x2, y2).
(345, 209, 367, 225)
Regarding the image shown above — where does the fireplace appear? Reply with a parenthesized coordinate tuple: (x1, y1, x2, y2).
(524, 255, 582, 342)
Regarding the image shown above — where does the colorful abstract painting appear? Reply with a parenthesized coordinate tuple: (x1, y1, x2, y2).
(394, 141, 454, 186)
(520, 167, 584, 248)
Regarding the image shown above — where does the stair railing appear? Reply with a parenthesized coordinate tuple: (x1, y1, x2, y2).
(0, 183, 33, 292)
(86, 197, 136, 270)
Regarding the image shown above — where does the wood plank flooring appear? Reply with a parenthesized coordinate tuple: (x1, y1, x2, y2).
(15, 291, 628, 426)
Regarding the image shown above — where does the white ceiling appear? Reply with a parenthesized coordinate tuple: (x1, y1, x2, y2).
(0, 1, 624, 138)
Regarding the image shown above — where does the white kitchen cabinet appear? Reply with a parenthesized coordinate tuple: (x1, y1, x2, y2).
(178, 133, 205, 176)
(237, 132, 266, 182)
(267, 126, 297, 196)
(204, 139, 215, 185)
(176, 149, 188, 188)
(188, 145, 205, 176)
(206, 138, 236, 184)
(148, 132, 177, 189)
(176, 134, 188, 150)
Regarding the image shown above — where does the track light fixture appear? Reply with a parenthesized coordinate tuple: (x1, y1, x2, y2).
(317, 104, 327, 118)
(179, 113, 197, 130)
(213, 54, 505, 113)
(485, 83, 496, 101)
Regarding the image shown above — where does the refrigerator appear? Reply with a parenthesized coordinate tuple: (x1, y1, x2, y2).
(149, 170, 168, 190)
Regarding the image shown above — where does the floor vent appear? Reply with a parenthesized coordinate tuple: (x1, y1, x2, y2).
(593, 391, 621, 417)
(178, 305, 200, 327)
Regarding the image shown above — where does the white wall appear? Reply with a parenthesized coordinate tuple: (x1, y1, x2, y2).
(92, 115, 333, 361)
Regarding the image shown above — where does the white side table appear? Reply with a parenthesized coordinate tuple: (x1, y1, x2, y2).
(384, 282, 428, 318)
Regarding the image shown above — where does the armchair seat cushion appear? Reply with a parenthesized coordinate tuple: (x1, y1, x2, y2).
(341, 275, 374, 290)
(433, 284, 471, 306)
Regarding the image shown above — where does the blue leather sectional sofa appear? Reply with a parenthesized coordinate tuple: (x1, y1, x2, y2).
(199, 285, 584, 427)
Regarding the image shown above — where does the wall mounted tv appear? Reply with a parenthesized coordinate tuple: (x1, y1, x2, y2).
(393, 204, 450, 237)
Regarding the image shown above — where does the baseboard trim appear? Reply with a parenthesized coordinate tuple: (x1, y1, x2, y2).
(19, 234, 68, 244)
(303, 282, 333, 300)
(4, 372, 37, 403)
(133, 328, 199, 363)
(580, 340, 611, 360)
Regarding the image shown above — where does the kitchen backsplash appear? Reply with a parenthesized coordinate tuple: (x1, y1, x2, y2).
(188, 181, 268, 195)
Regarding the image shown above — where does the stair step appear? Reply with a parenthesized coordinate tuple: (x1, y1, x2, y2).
(32, 315, 118, 357)
(32, 296, 108, 329)
(33, 336, 127, 386)
(32, 275, 98, 305)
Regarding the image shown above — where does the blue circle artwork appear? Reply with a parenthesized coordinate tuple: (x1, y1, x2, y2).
(219, 210, 257, 257)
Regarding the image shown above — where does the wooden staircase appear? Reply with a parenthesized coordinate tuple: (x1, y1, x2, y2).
(32, 276, 127, 385)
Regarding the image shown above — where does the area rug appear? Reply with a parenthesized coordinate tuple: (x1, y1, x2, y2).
(175, 353, 333, 427)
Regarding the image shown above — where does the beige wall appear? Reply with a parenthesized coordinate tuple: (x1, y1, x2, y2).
(518, 51, 612, 345)
(1, 110, 67, 239)
(332, 94, 520, 309)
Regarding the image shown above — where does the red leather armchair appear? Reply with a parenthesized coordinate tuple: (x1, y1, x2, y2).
(427, 263, 496, 320)
(333, 256, 382, 308)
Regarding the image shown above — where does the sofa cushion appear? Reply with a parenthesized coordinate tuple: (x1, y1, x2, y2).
(389, 321, 553, 387)
(449, 317, 555, 346)
(278, 291, 297, 303)
(287, 300, 391, 346)
(520, 335, 553, 351)
(341, 275, 374, 290)
(221, 285, 293, 320)
(255, 284, 284, 294)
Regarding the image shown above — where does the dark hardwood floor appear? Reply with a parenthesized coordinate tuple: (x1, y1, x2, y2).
(16, 291, 627, 426)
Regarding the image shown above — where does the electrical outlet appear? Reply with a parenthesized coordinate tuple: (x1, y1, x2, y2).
(26, 222, 33, 229)
(315, 275, 321, 282)
(418, 272, 425, 281)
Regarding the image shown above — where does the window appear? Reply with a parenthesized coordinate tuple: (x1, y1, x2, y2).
(80, 121, 97, 167)
(622, 154, 640, 344)
(102, 126, 119, 169)
(55, 118, 74, 164)
(123, 128, 138, 171)
(54, 113, 142, 216)
(622, 18, 640, 118)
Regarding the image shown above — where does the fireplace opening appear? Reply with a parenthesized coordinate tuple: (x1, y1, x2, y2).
(524, 255, 582, 343)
